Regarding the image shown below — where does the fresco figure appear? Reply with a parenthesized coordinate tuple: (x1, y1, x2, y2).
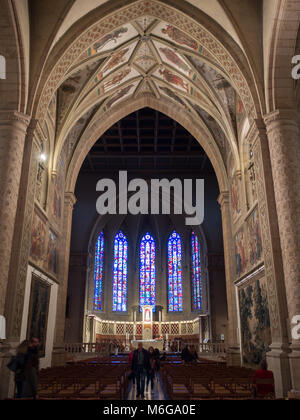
(231, 176, 241, 219)
(93, 27, 128, 52)
(102, 48, 129, 74)
(161, 25, 198, 50)
(235, 230, 247, 277)
(106, 84, 134, 109)
(159, 47, 190, 72)
(158, 69, 188, 91)
(247, 209, 263, 266)
(47, 231, 57, 274)
(103, 67, 131, 91)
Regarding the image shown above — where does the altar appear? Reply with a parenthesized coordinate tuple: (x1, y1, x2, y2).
(131, 339, 164, 351)
(131, 305, 164, 351)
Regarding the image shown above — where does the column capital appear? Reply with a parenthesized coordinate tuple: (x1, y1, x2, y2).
(264, 109, 300, 130)
(244, 118, 266, 147)
(26, 119, 45, 151)
(0, 111, 31, 132)
(217, 191, 230, 208)
(64, 192, 77, 209)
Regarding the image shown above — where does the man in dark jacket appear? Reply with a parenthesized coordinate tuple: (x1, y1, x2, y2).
(22, 337, 40, 399)
(181, 345, 192, 363)
(131, 343, 150, 399)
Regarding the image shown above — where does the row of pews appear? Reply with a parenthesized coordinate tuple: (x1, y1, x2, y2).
(37, 359, 130, 400)
(160, 361, 271, 400)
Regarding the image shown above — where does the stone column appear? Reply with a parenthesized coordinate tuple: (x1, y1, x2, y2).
(218, 192, 241, 365)
(264, 110, 300, 392)
(199, 316, 203, 343)
(5, 120, 41, 341)
(0, 111, 30, 316)
(52, 192, 76, 366)
(0, 115, 40, 400)
(250, 119, 291, 397)
(89, 316, 96, 343)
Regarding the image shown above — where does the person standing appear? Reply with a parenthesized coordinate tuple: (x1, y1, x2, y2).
(181, 345, 192, 363)
(147, 347, 155, 394)
(132, 343, 150, 399)
(128, 347, 136, 387)
(22, 337, 40, 399)
(154, 348, 161, 374)
(14, 340, 29, 398)
(190, 345, 198, 364)
(253, 360, 275, 398)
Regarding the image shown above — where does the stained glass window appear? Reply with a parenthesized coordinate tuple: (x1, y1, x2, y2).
(168, 231, 183, 312)
(93, 232, 104, 311)
(139, 233, 156, 310)
(191, 232, 202, 311)
(113, 231, 128, 312)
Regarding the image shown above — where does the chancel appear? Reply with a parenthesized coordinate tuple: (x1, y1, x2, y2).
(1, 0, 300, 402)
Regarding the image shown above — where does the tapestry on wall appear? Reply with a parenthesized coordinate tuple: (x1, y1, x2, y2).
(238, 278, 271, 368)
(26, 274, 51, 357)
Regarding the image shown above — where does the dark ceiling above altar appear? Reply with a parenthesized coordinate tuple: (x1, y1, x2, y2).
(81, 108, 214, 176)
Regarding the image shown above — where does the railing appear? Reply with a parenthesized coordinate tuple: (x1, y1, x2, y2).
(64, 341, 227, 355)
(198, 342, 226, 354)
(64, 343, 103, 353)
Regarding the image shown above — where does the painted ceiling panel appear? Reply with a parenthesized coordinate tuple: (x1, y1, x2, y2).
(52, 15, 246, 170)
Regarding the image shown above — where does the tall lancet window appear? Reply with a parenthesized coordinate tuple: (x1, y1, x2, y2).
(139, 233, 156, 310)
(191, 232, 202, 311)
(113, 231, 128, 312)
(167, 231, 183, 312)
(93, 232, 104, 311)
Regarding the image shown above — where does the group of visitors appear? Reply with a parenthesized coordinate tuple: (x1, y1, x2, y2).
(7, 337, 40, 399)
(181, 344, 199, 364)
(129, 343, 161, 399)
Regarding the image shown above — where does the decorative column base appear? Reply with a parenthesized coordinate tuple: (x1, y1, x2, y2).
(226, 346, 241, 366)
(0, 341, 19, 399)
(288, 344, 300, 393)
(51, 344, 67, 367)
(267, 343, 292, 397)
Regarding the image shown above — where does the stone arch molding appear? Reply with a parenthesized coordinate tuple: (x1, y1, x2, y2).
(34, 0, 258, 126)
(65, 95, 229, 195)
(267, 0, 300, 111)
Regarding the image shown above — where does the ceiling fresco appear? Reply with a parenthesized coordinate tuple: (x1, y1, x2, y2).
(48, 17, 246, 169)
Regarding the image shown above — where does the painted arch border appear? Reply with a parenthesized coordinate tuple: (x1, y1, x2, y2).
(65, 94, 229, 195)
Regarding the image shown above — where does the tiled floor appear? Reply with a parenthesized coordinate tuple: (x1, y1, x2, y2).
(127, 374, 168, 400)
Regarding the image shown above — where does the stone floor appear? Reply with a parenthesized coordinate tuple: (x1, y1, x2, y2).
(127, 374, 168, 400)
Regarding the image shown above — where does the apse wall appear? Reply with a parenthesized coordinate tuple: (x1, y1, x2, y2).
(65, 172, 227, 342)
